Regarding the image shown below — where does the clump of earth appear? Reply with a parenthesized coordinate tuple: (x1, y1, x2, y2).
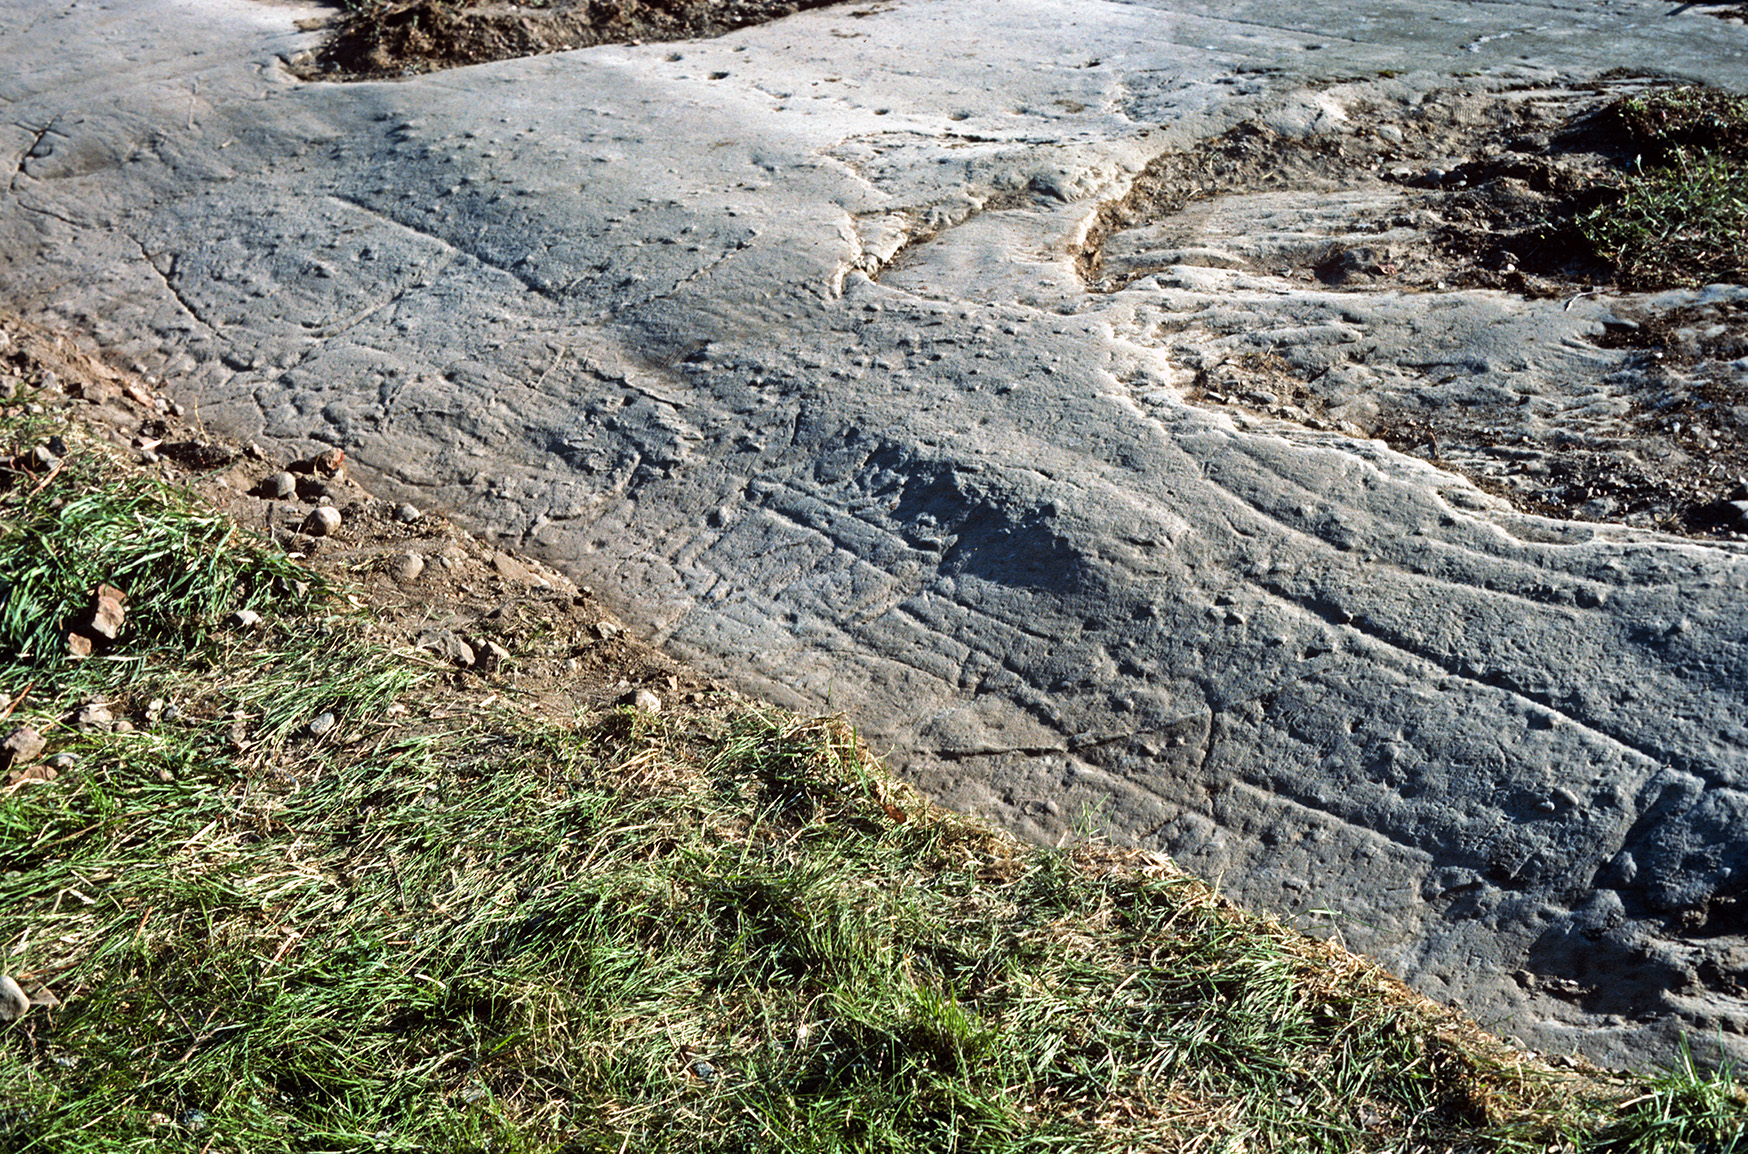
(295, 0, 857, 78)
(1081, 79, 1748, 540)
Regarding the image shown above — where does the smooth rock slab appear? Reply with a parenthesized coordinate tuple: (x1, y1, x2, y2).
(3, 0, 1747, 1067)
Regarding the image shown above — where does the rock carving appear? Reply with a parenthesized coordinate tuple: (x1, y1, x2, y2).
(2, 0, 1747, 1067)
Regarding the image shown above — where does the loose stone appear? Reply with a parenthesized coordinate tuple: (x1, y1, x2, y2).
(231, 608, 262, 628)
(74, 703, 113, 730)
(302, 506, 342, 537)
(491, 551, 541, 585)
(88, 583, 127, 640)
(307, 712, 337, 738)
(257, 471, 296, 499)
(394, 502, 421, 523)
(392, 552, 425, 581)
(1, 727, 45, 764)
(0, 976, 29, 1021)
(417, 630, 475, 668)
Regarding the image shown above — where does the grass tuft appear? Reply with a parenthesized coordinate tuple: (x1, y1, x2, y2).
(1607, 86, 1748, 166)
(1579, 147, 1748, 288)
(0, 416, 317, 697)
(1578, 85, 1748, 288)
(1593, 1046, 1748, 1154)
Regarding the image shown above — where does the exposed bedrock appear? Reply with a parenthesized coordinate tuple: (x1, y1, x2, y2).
(3, 0, 1748, 1067)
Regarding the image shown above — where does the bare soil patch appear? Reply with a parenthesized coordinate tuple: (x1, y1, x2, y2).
(295, 0, 858, 79)
(1083, 79, 1748, 539)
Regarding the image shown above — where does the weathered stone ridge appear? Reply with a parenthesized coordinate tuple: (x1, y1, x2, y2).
(2, 0, 1747, 1067)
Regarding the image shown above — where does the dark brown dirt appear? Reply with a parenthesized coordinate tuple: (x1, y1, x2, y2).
(294, 0, 860, 79)
(1693, 0, 1748, 22)
(1081, 84, 1645, 297)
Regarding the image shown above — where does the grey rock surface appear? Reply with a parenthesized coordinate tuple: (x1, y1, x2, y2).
(3, 0, 1748, 1066)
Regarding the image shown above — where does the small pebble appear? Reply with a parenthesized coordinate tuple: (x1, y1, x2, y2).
(46, 752, 78, 771)
(302, 506, 342, 537)
(307, 712, 337, 738)
(629, 688, 662, 714)
(392, 552, 425, 582)
(417, 631, 475, 668)
(231, 608, 262, 628)
(88, 584, 127, 641)
(0, 976, 29, 1021)
(309, 448, 345, 477)
(2, 726, 45, 764)
(258, 471, 296, 499)
(74, 703, 113, 730)
(394, 503, 421, 523)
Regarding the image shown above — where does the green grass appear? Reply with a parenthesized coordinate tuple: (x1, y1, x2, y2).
(1578, 148, 1748, 289)
(1, 393, 1745, 1153)
(1578, 86, 1748, 288)
(1606, 87, 1748, 167)
(0, 415, 319, 698)
(1592, 1046, 1748, 1154)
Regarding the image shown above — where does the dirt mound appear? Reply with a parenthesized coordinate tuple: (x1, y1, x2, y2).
(296, 0, 858, 79)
